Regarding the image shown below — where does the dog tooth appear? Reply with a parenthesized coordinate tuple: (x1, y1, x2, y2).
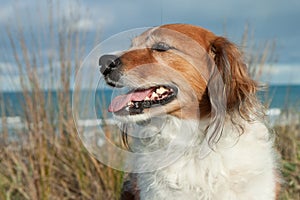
(156, 87, 168, 95)
(152, 92, 159, 98)
(145, 96, 150, 100)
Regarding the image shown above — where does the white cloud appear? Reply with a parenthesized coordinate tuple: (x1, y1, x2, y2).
(260, 64, 300, 84)
(0, 62, 19, 75)
(0, 3, 13, 23)
(0, 61, 66, 91)
(0, 0, 113, 33)
(56, 1, 115, 32)
(69, 18, 94, 32)
(1, 60, 299, 92)
(0, 74, 21, 91)
(0, 0, 300, 89)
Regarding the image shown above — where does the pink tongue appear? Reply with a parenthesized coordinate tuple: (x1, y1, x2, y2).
(108, 88, 154, 112)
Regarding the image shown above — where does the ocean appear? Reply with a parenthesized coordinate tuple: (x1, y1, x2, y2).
(0, 85, 299, 129)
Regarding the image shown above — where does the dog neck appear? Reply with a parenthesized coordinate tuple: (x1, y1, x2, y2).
(123, 115, 213, 173)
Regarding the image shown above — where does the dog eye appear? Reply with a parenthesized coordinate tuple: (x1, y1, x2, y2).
(151, 42, 171, 52)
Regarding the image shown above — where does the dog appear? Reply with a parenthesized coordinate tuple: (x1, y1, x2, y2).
(99, 24, 281, 200)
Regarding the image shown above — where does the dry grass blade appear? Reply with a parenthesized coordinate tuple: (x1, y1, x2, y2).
(0, 1, 123, 199)
(0, 1, 299, 200)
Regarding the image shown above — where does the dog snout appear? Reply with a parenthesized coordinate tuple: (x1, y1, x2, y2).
(99, 54, 123, 87)
(99, 54, 122, 76)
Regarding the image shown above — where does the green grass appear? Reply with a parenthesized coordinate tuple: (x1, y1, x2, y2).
(275, 119, 300, 200)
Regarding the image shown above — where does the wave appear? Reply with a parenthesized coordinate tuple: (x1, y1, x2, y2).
(0, 108, 298, 131)
(266, 108, 281, 116)
(0, 116, 24, 129)
(266, 107, 299, 126)
(77, 119, 117, 127)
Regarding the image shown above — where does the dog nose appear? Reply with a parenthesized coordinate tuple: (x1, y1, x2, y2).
(99, 54, 121, 75)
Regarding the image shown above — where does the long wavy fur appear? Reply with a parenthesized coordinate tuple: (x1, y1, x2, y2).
(205, 36, 265, 147)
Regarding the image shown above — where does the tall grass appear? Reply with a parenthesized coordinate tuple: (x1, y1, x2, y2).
(0, 1, 123, 199)
(0, 1, 299, 200)
(242, 26, 300, 200)
(275, 113, 300, 200)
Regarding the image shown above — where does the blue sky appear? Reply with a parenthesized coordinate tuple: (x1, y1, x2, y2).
(0, 0, 299, 90)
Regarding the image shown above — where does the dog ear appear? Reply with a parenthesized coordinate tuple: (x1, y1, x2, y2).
(199, 37, 259, 157)
(210, 37, 258, 111)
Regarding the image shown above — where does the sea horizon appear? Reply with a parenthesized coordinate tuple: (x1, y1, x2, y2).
(1, 84, 299, 130)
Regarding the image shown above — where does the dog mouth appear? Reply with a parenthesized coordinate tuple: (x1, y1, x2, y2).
(108, 85, 178, 115)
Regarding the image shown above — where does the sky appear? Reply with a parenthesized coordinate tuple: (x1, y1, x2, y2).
(0, 0, 299, 90)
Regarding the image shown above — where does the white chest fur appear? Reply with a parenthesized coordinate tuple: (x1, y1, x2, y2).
(133, 116, 278, 200)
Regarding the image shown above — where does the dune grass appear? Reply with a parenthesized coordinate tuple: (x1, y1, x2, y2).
(275, 115, 300, 200)
(0, 1, 299, 199)
(0, 1, 123, 199)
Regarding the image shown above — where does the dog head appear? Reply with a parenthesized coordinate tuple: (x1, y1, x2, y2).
(99, 24, 258, 128)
